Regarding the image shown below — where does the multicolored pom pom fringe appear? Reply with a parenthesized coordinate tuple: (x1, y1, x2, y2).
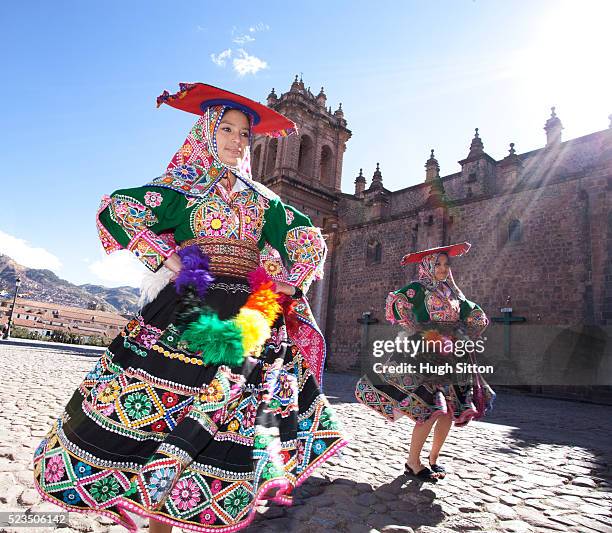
(175, 248, 283, 366)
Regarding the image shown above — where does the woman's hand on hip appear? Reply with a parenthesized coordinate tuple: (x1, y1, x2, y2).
(164, 254, 183, 279)
(273, 281, 297, 296)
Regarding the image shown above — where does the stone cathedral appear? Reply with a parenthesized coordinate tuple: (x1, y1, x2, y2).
(253, 76, 612, 402)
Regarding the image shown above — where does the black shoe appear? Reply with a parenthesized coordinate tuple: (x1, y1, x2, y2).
(428, 456, 447, 477)
(404, 463, 438, 482)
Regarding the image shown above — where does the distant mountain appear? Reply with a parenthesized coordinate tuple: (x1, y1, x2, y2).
(0, 254, 140, 314)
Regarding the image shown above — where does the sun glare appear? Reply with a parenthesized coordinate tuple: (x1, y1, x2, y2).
(512, 0, 612, 135)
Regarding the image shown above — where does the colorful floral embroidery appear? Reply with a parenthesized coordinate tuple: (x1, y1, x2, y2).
(210, 479, 222, 495)
(172, 164, 198, 180)
(465, 308, 489, 336)
(426, 289, 460, 322)
(386, 292, 418, 335)
(74, 461, 92, 478)
(44, 455, 65, 483)
(200, 508, 216, 524)
(312, 439, 327, 455)
(200, 379, 225, 403)
(262, 258, 283, 277)
(151, 420, 167, 432)
(62, 489, 81, 504)
(161, 392, 179, 408)
(97, 380, 120, 403)
(261, 461, 283, 480)
(223, 487, 250, 518)
(109, 195, 158, 235)
(148, 467, 175, 503)
(123, 392, 153, 420)
(205, 212, 228, 236)
(144, 191, 163, 208)
(284, 226, 326, 266)
(171, 478, 202, 510)
(298, 418, 312, 431)
(243, 403, 257, 428)
(90, 476, 121, 503)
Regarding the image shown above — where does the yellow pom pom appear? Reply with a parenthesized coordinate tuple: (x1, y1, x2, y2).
(233, 308, 271, 355)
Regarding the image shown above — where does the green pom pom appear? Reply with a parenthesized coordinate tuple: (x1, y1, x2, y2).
(180, 312, 244, 367)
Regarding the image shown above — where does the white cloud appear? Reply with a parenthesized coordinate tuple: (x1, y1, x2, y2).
(89, 250, 144, 288)
(231, 22, 268, 44)
(249, 23, 269, 33)
(0, 230, 62, 271)
(196, 25, 207, 32)
(232, 34, 255, 45)
(211, 48, 232, 67)
(233, 49, 268, 76)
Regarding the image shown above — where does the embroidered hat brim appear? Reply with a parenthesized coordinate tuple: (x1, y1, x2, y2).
(401, 242, 471, 265)
(157, 82, 297, 137)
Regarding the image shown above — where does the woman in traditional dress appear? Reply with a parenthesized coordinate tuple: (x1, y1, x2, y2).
(355, 243, 495, 482)
(33, 83, 346, 532)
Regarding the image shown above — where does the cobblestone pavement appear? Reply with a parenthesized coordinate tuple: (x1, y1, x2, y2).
(1, 343, 610, 533)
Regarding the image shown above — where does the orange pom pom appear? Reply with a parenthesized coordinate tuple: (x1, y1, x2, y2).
(244, 286, 282, 326)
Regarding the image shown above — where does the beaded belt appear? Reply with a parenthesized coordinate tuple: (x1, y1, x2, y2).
(178, 237, 260, 278)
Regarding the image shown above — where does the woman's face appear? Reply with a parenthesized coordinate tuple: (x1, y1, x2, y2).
(433, 253, 450, 281)
(215, 109, 250, 166)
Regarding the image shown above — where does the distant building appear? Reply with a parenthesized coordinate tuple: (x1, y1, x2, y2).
(0, 298, 127, 342)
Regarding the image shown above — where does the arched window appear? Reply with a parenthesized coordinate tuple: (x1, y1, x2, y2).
(508, 219, 522, 242)
(319, 145, 334, 186)
(265, 138, 278, 175)
(366, 240, 382, 265)
(298, 135, 313, 175)
(252, 144, 262, 179)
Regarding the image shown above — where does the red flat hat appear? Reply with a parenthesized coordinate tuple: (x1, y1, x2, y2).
(401, 242, 471, 265)
(156, 82, 297, 137)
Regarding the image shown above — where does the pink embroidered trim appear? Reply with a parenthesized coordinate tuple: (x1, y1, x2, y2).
(33, 478, 138, 533)
(285, 263, 316, 290)
(34, 438, 348, 533)
(96, 195, 122, 254)
(295, 438, 349, 488)
(354, 386, 400, 423)
(119, 478, 288, 532)
(128, 229, 176, 259)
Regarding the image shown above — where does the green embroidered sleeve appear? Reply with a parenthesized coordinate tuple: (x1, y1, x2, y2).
(385, 282, 429, 335)
(258, 198, 327, 294)
(459, 298, 489, 338)
(96, 185, 187, 272)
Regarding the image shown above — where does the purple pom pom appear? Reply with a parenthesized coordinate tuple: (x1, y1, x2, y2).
(175, 245, 214, 298)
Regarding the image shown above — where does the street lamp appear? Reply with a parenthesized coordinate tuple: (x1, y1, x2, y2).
(5, 277, 22, 339)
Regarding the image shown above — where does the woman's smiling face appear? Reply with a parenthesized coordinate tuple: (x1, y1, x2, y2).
(433, 253, 450, 281)
(215, 109, 250, 166)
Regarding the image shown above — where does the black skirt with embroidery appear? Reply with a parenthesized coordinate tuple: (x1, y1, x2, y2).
(355, 328, 496, 426)
(33, 277, 346, 532)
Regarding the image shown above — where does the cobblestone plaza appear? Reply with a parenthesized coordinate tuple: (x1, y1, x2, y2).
(0, 342, 610, 533)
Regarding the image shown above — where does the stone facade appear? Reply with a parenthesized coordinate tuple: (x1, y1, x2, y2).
(255, 79, 612, 398)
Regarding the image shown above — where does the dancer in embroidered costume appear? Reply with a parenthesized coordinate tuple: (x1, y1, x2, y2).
(33, 83, 346, 532)
(355, 242, 495, 482)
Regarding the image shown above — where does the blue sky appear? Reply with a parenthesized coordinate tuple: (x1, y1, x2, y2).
(1, 0, 610, 288)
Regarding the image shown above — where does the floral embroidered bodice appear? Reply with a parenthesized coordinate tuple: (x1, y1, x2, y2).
(96, 177, 326, 292)
(424, 284, 461, 322)
(385, 281, 489, 338)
